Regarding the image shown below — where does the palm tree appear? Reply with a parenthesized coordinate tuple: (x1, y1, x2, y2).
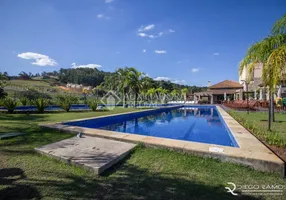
(181, 88, 189, 103)
(127, 68, 144, 107)
(146, 88, 156, 104)
(141, 76, 153, 103)
(115, 68, 130, 107)
(155, 87, 168, 103)
(239, 14, 286, 130)
(171, 89, 179, 101)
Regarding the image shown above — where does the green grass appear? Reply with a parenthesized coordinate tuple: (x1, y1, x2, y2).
(229, 111, 286, 147)
(7, 80, 52, 87)
(0, 108, 286, 199)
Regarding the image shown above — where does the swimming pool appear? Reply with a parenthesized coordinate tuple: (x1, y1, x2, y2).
(65, 106, 239, 147)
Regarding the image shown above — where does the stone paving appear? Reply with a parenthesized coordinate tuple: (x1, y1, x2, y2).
(35, 136, 136, 175)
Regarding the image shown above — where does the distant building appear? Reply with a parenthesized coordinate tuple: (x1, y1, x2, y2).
(66, 83, 93, 91)
(194, 80, 243, 104)
(239, 63, 286, 99)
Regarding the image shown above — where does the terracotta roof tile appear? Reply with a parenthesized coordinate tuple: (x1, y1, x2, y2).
(208, 80, 243, 89)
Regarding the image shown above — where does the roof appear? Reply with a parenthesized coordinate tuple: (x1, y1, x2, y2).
(208, 80, 243, 89)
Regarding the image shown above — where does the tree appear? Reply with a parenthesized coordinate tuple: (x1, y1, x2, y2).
(115, 68, 130, 107)
(0, 72, 8, 87)
(171, 89, 179, 101)
(0, 72, 8, 99)
(3, 98, 18, 114)
(127, 68, 144, 107)
(146, 88, 156, 103)
(57, 95, 79, 112)
(33, 98, 49, 113)
(18, 71, 31, 80)
(155, 87, 168, 104)
(181, 88, 189, 103)
(239, 14, 286, 130)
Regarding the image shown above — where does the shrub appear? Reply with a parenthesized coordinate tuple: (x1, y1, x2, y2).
(3, 98, 18, 114)
(20, 97, 29, 106)
(33, 98, 49, 113)
(16, 89, 51, 101)
(57, 95, 79, 112)
(88, 100, 97, 111)
(0, 88, 7, 99)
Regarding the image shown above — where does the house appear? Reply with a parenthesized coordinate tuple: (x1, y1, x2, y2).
(194, 80, 243, 104)
(239, 63, 286, 99)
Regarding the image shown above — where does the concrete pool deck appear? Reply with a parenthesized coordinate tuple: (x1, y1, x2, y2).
(40, 106, 285, 176)
(35, 136, 136, 175)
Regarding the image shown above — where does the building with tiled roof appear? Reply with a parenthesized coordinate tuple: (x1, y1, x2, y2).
(194, 80, 243, 104)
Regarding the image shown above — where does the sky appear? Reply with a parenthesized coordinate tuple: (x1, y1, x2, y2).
(0, 0, 285, 86)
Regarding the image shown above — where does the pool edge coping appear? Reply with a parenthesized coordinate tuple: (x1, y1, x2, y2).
(39, 105, 285, 177)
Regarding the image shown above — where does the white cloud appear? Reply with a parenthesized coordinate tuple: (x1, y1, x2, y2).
(137, 32, 156, 39)
(154, 77, 186, 85)
(97, 14, 104, 18)
(97, 14, 109, 19)
(17, 52, 57, 66)
(172, 79, 186, 84)
(138, 24, 155, 32)
(169, 29, 175, 33)
(154, 77, 170, 81)
(191, 68, 199, 73)
(71, 63, 102, 69)
(105, 0, 114, 3)
(154, 50, 167, 54)
(138, 33, 147, 37)
(142, 49, 146, 53)
(158, 32, 163, 36)
(213, 52, 219, 56)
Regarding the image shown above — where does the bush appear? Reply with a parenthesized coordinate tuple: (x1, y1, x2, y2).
(57, 95, 79, 112)
(33, 98, 49, 113)
(20, 97, 29, 106)
(88, 100, 97, 111)
(0, 88, 7, 99)
(3, 98, 18, 114)
(16, 89, 51, 101)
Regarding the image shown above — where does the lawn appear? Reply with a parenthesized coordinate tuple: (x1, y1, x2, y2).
(0, 108, 286, 199)
(228, 111, 286, 147)
(7, 80, 52, 87)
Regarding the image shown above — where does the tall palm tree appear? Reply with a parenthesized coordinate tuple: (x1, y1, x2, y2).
(181, 88, 189, 103)
(127, 68, 144, 107)
(239, 14, 286, 130)
(141, 76, 153, 103)
(171, 89, 179, 101)
(146, 88, 156, 104)
(155, 87, 168, 104)
(115, 68, 130, 107)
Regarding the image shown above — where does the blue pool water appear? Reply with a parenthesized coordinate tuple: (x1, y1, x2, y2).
(65, 106, 239, 147)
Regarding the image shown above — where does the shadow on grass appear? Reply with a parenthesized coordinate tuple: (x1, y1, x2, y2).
(0, 128, 73, 148)
(0, 114, 48, 122)
(15, 162, 258, 200)
(0, 168, 41, 200)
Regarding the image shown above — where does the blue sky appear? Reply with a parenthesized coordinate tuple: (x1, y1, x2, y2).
(0, 0, 285, 86)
